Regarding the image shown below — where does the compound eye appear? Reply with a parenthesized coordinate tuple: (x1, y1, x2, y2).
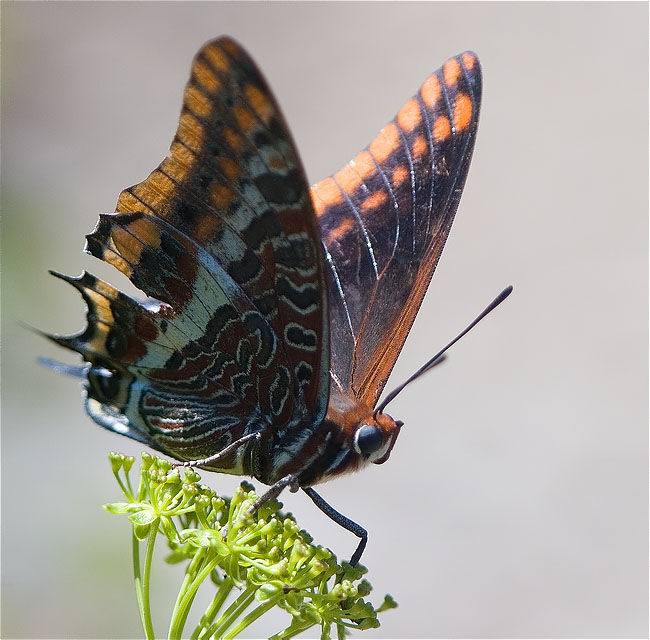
(354, 424, 384, 457)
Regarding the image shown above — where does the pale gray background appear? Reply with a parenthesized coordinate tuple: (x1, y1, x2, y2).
(2, 2, 647, 638)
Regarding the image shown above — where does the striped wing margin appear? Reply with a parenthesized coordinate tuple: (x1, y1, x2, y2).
(311, 52, 482, 407)
(48, 37, 329, 470)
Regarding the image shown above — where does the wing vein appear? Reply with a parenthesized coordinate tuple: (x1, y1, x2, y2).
(368, 152, 401, 271)
(331, 177, 379, 279)
(394, 122, 417, 253)
(415, 93, 435, 241)
(323, 246, 355, 341)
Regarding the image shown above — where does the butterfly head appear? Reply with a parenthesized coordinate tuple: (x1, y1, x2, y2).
(352, 411, 403, 465)
(305, 392, 403, 484)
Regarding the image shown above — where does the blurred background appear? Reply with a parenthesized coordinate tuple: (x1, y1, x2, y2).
(2, 2, 647, 638)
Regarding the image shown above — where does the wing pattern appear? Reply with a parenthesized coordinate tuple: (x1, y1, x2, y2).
(311, 52, 482, 406)
(49, 38, 329, 472)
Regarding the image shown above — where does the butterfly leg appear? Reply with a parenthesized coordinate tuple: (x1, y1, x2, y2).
(248, 473, 300, 514)
(302, 487, 368, 566)
(173, 432, 261, 468)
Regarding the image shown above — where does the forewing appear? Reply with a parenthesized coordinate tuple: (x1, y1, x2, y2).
(49, 38, 329, 465)
(311, 52, 481, 406)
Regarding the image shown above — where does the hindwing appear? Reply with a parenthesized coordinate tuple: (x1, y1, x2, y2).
(48, 37, 329, 468)
(311, 52, 482, 407)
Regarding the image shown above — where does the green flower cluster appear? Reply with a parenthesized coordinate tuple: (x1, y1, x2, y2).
(105, 452, 396, 639)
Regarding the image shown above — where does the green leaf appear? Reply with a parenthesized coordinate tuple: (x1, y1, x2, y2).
(376, 594, 398, 612)
(128, 508, 158, 526)
(180, 528, 228, 554)
(255, 581, 283, 602)
(104, 502, 135, 514)
(354, 616, 380, 630)
(164, 551, 188, 565)
(133, 523, 152, 541)
(343, 599, 374, 619)
(159, 516, 179, 542)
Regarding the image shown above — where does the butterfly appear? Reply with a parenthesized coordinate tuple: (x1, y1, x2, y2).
(45, 37, 508, 565)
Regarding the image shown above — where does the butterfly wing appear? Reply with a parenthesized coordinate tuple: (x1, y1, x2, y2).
(48, 38, 329, 471)
(311, 52, 482, 407)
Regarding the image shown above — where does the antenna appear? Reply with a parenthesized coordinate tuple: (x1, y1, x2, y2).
(375, 285, 513, 415)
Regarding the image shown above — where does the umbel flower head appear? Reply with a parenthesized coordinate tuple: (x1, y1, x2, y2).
(105, 452, 396, 639)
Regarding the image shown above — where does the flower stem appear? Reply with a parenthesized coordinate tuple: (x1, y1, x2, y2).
(272, 618, 318, 640)
(205, 585, 257, 638)
(132, 529, 156, 640)
(192, 575, 235, 640)
(222, 594, 283, 639)
(168, 549, 205, 640)
(169, 550, 222, 640)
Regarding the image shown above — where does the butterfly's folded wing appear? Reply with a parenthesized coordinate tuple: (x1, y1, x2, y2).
(311, 52, 482, 407)
(48, 38, 329, 468)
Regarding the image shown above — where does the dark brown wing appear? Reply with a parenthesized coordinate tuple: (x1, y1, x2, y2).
(311, 52, 481, 407)
(49, 38, 330, 467)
